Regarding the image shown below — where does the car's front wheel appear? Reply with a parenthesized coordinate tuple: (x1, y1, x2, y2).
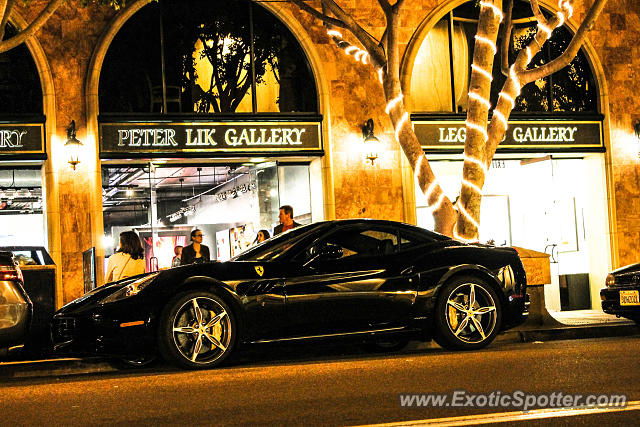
(158, 291, 236, 369)
(434, 275, 502, 350)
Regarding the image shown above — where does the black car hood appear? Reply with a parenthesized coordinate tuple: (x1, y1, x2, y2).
(611, 263, 640, 276)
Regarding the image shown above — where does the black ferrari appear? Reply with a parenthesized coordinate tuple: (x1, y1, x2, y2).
(52, 219, 529, 369)
(601, 263, 640, 324)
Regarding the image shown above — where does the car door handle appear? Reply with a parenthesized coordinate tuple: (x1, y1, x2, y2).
(401, 266, 414, 275)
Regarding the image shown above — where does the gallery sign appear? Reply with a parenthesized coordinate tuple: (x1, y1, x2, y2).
(0, 123, 45, 156)
(413, 119, 603, 151)
(99, 121, 322, 156)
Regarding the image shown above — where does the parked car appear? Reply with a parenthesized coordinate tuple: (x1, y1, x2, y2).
(0, 251, 33, 356)
(600, 263, 640, 324)
(0, 246, 56, 357)
(52, 219, 529, 369)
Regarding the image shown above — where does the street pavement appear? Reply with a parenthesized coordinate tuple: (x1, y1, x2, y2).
(0, 309, 636, 380)
(0, 335, 638, 426)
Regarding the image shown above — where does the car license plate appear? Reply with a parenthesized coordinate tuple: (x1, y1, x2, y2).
(620, 290, 640, 306)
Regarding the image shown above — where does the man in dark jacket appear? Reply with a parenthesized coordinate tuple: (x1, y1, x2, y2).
(273, 205, 300, 235)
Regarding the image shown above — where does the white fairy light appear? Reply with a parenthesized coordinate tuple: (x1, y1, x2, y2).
(327, 29, 343, 38)
(457, 201, 481, 230)
(559, 0, 573, 18)
(499, 92, 515, 109)
(509, 65, 521, 95)
(453, 227, 478, 243)
(471, 63, 493, 81)
(466, 121, 489, 142)
(345, 45, 358, 55)
(493, 109, 508, 129)
(480, 1, 504, 22)
(462, 179, 483, 195)
(556, 11, 565, 27)
(526, 47, 532, 64)
(464, 154, 488, 173)
(360, 52, 369, 65)
(378, 68, 384, 84)
(395, 112, 409, 141)
(426, 192, 446, 214)
(468, 92, 491, 110)
(538, 22, 552, 38)
(415, 155, 424, 179)
(354, 50, 365, 62)
(385, 94, 404, 114)
(425, 179, 437, 200)
(474, 35, 497, 55)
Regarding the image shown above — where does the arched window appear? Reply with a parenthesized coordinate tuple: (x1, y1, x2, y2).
(99, 0, 318, 114)
(0, 23, 43, 114)
(410, 0, 597, 113)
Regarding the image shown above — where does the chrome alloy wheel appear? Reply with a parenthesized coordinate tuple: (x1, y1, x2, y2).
(172, 297, 232, 364)
(445, 282, 497, 344)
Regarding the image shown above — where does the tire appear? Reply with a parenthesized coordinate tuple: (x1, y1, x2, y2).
(157, 291, 236, 369)
(433, 275, 502, 351)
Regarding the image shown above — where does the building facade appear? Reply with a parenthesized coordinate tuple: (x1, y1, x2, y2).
(1, 0, 638, 312)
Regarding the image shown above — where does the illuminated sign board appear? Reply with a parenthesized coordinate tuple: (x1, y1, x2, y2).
(99, 121, 322, 156)
(0, 123, 45, 156)
(413, 120, 603, 151)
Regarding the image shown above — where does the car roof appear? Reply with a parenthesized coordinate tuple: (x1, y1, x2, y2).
(325, 218, 450, 240)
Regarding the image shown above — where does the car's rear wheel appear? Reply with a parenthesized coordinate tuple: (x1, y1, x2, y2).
(434, 275, 502, 350)
(158, 291, 236, 369)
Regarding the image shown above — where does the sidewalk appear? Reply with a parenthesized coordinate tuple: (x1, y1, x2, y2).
(1, 310, 637, 380)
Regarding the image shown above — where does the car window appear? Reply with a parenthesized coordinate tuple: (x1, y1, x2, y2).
(397, 228, 435, 252)
(306, 226, 398, 261)
(232, 223, 326, 261)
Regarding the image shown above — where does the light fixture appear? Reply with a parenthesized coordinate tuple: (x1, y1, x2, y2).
(64, 120, 83, 170)
(361, 118, 380, 165)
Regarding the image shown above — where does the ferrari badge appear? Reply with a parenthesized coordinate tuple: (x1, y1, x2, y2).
(254, 266, 264, 276)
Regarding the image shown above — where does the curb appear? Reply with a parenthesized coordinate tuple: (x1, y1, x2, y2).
(1, 323, 637, 380)
(0, 357, 118, 380)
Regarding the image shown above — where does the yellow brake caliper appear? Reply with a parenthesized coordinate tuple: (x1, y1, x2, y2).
(448, 305, 459, 330)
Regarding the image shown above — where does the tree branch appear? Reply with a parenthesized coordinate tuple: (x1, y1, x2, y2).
(287, 0, 347, 29)
(319, 0, 387, 67)
(376, 0, 391, 14)
(529, 0, 549, 27)
(0, 0, 65, 54)
(500, 0, 513, 76)
(0, 0, 16, 42)
(520, 0, 608, 84)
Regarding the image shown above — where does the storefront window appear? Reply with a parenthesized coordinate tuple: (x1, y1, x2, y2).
(0, 24, 42, 114)
(102, 162, 312, 267)
(0, 168, 45, 246)
(410, 0, 597, 113)
(99, 0, 317, 114)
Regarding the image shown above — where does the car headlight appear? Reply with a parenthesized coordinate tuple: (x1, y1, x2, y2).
(605, 273, 616, 288)
(99, 273, 160, 304)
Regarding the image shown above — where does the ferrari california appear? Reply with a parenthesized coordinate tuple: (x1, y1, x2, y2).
(52, 219, 529, 369)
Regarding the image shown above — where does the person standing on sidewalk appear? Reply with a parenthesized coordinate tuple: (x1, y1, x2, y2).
(181, 229, 210, 264)
(105, 230, 146, 283)
(274, 205, 300, 236)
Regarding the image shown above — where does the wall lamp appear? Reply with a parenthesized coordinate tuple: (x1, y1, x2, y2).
(64, 120, 83, 170)
(362, 118, 380, 165)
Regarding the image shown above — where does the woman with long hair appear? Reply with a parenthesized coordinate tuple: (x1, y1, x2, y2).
(105, 230, 146, 282)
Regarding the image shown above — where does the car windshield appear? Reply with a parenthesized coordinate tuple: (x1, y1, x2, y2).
(232, 222, 327, 261)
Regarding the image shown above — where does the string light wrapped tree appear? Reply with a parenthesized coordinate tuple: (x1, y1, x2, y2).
(288, 0, 607, 241)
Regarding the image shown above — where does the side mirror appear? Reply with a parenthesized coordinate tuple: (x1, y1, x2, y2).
(303, 244, 343, 267)
(317, 244, 343, 260)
